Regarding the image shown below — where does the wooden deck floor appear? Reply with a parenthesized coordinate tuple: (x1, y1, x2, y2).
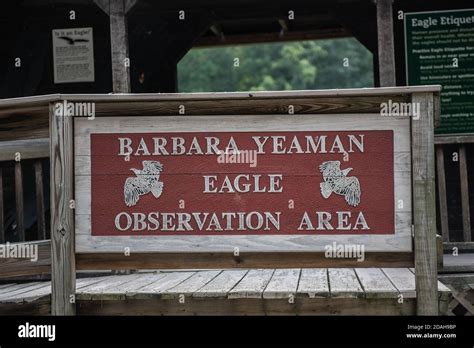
(0, 268, 452, 315)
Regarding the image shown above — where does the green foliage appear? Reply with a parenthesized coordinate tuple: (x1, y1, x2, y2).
(178, 38, 373, 92)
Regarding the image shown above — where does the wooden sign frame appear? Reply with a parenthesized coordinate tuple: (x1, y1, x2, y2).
(49, 86, 441, 315)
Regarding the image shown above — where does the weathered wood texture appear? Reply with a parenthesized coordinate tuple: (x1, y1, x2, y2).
(14, 161, 24, 241)
(34, 161, 46, 240)
(76, 252, 414, 270)
(0, 138, 49, 161)
(110, 0, 131, 93)
(375, 0, 396, 87)
(0, 268, 452, 315)
(0, 240, 51, 279)
(435, 134, 474, 144)
(0, 168, 4, 243)
(459, 145, 471, 242)
(411, 93, 438, 315)
(50, 103, 76, 315)
(435, 146, 449, 242)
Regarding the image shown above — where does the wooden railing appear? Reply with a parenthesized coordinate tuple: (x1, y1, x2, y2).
(435, 135, 474, 250)
(0, 138, 49, 243)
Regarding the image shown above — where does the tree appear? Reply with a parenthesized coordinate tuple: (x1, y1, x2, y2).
(178, 38, 373, 92)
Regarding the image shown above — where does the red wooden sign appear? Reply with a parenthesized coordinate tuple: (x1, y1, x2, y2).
(90, 131, 394, 236)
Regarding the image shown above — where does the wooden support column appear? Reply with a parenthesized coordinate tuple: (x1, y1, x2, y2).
(0, 168, 4, 243)
(95, 0, 137, 93)
(50, 102, 76, 315)
(34, 160, 46, 240)
(14, 161, 24, 241)
(436, 146, 449, 242)
(375, 0, 396, 86)
(459, 145, 471, 242)
(412, 93, 438, 315)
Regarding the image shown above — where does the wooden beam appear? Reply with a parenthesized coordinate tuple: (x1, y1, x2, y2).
(14, 161, 24, 242)
(0, 168, 4, 244)
(0, 240, 51, 279)
(110, 0, 131, 93)
(195, 28, 350, 47)
(76, 252, 414, 270)
(412, 92, 438, 315)
(435, 134, 474, 144)
(50, 103, 76, 315)
(0, 138, 49, 161)
(436, 146, 449, 242)
(375, 0, 396, 86)
(34, 160, 46, 240)
(459, 145, 471, 242)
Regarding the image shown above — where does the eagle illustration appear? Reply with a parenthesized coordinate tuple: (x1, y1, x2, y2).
(124, 160, 164, 207)
(318, 161, 361, 207)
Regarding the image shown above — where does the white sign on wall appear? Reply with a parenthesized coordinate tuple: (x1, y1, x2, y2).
(52, 27, 95, 84)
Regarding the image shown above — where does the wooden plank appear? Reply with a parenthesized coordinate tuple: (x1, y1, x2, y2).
(14, 161, 24, 241)
(0, 282, 47, 301)
(263, 269, 300, 299)
(109, 0, 131, 93)
(161, 270, 221, 298)
(328, 268, 364, 298)
(127, 271, 196, 299)
(228, 269, 274, 299)
(77, 297, 416, 316)
(0, 138, 49, 161)
(50, 102, 76, 315)
(436, 146, 449, 242)
(296, 268, 329, 298)
(354, 268, 398, 298)
(76, 274, 142, 300)
(0, 283, 51, 303)
(459, 145, 471, 242)
(34, 161, 46, 240)
(443, 242, 474, 252)
(193, 270, 248, 298)
(435, 134, 474, 144)
(76, 252, 414, 270)
(411, 93, 438, 315)
(0, 168, 4, 243)
(0, 240, 51, 279)
(0, 283, 37, 296)
(376, 0, 396, 86)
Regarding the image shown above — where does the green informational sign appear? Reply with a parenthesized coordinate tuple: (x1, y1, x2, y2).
(405, 9, 474, 134)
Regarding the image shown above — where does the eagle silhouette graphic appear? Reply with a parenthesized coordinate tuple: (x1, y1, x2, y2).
(58, 36, 89, 45)
(124, 160, 164, 207)
(319, 161, 361, 207)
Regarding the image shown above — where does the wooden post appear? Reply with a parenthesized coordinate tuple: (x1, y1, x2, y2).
(0, 168, 4, 243)
(375, 0, 396, 86)
(459, 145, 471, 242)
(50, 102, 76, 315)
(412, 93, 438, 315)
(14, 161, 25, 241)
(435, 146, 449, 242)
(94, 0, 137, 93)
(110, 0, 131, 93)
(34, 160, 46, 240)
